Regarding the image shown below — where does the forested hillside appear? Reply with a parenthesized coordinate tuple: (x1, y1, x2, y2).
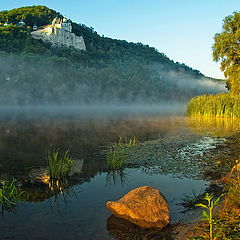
(0, 6, 224, 105)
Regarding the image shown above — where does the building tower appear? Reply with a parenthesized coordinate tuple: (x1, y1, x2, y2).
(61, 16, 72, 32)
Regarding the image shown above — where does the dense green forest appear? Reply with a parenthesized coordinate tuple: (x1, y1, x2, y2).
(0, 6, 224, 105)
(188, 11, 240, 117)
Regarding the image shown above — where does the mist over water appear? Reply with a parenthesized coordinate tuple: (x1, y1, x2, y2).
(0, 103, 187, 120)
(0, 53, 226, 107)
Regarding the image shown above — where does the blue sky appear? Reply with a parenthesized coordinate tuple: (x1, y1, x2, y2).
(1, 0, 240, 78)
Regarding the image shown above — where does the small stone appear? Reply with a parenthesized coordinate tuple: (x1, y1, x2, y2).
(106, 186, 170, 229)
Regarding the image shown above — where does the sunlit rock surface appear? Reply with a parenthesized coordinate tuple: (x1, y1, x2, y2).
(106, 186, 170, 229)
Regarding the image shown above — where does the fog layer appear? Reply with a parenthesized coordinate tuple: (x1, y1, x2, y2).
(0, 54, 226, 106)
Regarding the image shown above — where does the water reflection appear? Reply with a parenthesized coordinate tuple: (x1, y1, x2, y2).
(106, 214, 169, 240)
(1, 201, 19, 215)
(105, 169, 128, 186)
(188, 117, 240, 137)
(47, 180, 78, 212)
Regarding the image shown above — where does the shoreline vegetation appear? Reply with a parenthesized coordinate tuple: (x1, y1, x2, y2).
(183, 161, 240, 240)
(187, 93, 240, 117)
(185, 10, 240, 240)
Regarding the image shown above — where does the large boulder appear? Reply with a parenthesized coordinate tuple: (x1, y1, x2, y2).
(106, 186, 170, 229)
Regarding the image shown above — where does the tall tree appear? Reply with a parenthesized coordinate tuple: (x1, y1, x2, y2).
(213, 11, 240, 94)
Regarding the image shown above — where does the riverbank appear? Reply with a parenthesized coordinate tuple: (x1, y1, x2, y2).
(171, 134, 240, 240)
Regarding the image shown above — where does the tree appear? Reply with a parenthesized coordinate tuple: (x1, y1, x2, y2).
(213, 11, 240, 94)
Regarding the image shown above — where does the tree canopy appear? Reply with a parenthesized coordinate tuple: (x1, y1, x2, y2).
(0, 5, 59, 27)
(213, 11, 240, 94)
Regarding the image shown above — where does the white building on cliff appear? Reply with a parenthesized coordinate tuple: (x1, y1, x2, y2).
(31, 17, 86, 51)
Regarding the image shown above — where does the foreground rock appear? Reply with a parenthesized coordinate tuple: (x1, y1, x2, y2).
(106, 186, 170, 229)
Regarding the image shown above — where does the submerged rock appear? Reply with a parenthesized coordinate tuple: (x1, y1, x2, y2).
(106, 186, 170, 229)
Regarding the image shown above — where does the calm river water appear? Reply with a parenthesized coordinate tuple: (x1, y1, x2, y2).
(0, 106, 238, 240)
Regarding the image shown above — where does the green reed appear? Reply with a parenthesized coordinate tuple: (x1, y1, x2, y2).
(187, 93, 240, 117)
(47, 150, 73, 179)
(106, 147, 126, 170)
(113, 135, 138, 147)
(0, 179, 25, 211)
(106, 136, 138, 170)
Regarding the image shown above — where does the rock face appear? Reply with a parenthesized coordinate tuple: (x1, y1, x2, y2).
(106, 186, 170, 229)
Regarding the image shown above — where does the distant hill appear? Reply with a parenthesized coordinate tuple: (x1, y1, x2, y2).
(0, 6, 226, 105)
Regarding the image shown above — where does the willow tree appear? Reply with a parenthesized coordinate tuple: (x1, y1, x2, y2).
(213, 11, 240, 94)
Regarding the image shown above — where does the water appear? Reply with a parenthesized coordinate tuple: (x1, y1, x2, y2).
(0, 106, 234, 240)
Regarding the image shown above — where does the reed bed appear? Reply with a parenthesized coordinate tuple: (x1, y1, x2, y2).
(187, 93, 240, 117)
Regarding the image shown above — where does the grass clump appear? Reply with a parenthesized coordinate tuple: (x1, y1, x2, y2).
(47, 150, 73, 180)
(106, 136, 138, 170)
(106, 147, 126, 170)
(187, 93, 240, 117)
(113, 135, 138, 147)
(0, 179, 25, 212)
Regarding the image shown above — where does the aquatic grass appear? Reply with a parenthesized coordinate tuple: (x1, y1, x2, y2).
(0, 179, 25, 213)
(106, 147, 127, 170)
(106, 136, 138, 170)
(187, 93, 240, 117)
(113, 135, 138, 147)
(47, 150, 73, 180)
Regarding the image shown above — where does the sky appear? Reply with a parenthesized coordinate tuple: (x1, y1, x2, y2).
(1, 0, 240, 79)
